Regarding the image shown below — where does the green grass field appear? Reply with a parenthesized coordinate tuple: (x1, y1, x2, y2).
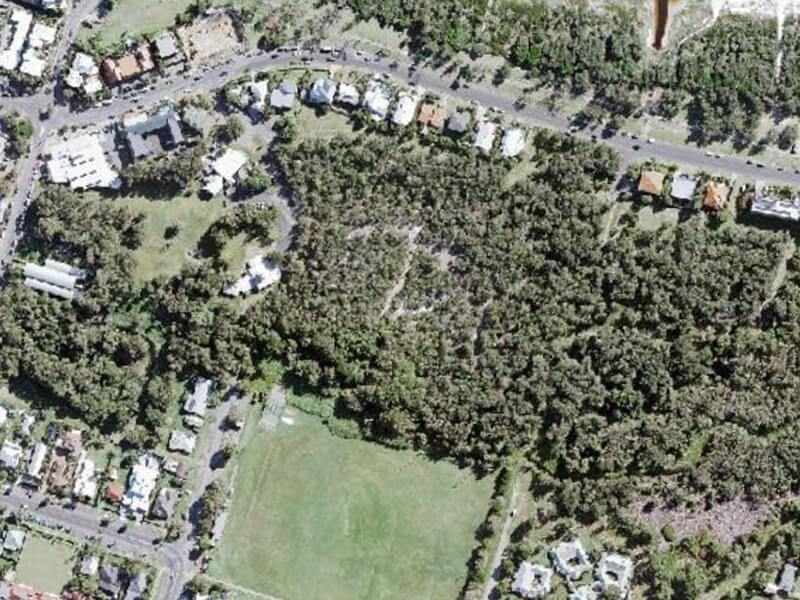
(15, 536, 74, 595)
(210, 411, 493, 600)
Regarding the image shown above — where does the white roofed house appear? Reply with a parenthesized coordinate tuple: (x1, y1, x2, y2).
(65, 52, 102, 96)
(501, 128, 525, 158)
(364, 80, 391, 121)
(670, 174, 697, 205)
(0, 440, 22, 470)
(223, 253, 281, 297)
(123, 454, 160, 517)
(72, 451, 98, 501)
(184, 377, 211, 417)
(306, 77, 336, 105)
(20, 22, 56, 78)
(270, 80, 297, 111)
(169, 430, 197, 455)
(392, 94, 418, 127)
(0, 10, 33, 73)
(597, 553, 633, 595)
(751, 181, 800, 222)
(766, 563, 797, 596)
(337, 82, 360, 107)
(3, 529, 25, 552)
(474, 121, 497, 154)
(204, 148, 248, 195)
(550, 539, 591, 580)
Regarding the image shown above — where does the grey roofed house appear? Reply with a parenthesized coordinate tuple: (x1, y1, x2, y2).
(597, 553, 633, 592)
(125, 108, 184, 160)
(153, 33, 179, 59)
(99, 565, 123, 596)
(81, 554, 99, 576)
(124, 572, 147, 600)
(169, 430, 196, 454)
(151, 487, 177, 519)
(671, 175, 697, 203)
(3, 529, 25, 552)
(183, 414, 204, 431)
(447, 111, 470, 134)
(181, 105, 215, 136)
(550, 539, 591, 580)
(337, 82, 360, 106)
(183, 377, 211, 417)
(271, 80, 297, 110)
(307, 77, 336, 105)
(752, 181, 800, 222)
(512, 562, 553, 599)
(22, 441, 48, 485)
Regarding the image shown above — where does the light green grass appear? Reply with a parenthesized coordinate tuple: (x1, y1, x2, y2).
(107, 193, 227, 282)
(295, 106, 357, 140)
(637, 205, 680, 231)
(15, 536, 74, 595)
(210, 411, 493, 600)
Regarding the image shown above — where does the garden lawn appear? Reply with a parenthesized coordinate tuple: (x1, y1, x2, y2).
(210, 411, 493, 600)
(15, 536, 74, 595)
(107, 193, 228, 282)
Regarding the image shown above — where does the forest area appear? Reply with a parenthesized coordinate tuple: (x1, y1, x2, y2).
(340, 0, 788, 143)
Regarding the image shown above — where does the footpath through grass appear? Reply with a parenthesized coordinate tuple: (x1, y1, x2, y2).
(210, 410, 493, 600)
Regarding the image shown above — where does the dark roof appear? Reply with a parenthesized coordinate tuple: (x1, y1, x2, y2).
(125, 109, 184, 160)
(99, 566, 123, 593)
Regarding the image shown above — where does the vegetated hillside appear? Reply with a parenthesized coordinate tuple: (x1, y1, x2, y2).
(240, 129, 800, 513)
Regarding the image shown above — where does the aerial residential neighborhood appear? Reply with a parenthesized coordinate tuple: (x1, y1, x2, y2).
(4, 0, 800, 600)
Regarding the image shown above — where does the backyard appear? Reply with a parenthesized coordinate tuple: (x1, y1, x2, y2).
(15, 535, 74, 595)
(209, 410, 493, 600)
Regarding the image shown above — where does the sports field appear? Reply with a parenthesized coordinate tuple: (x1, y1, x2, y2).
(15, 536, 74, 595)
(210, 411, 493, 600)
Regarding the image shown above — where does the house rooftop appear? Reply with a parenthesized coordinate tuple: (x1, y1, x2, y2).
(270, 80, 296, 110)
(512, 562, 553, 599)
(671, 175, 697, 202)
(638, 169, 665, 196)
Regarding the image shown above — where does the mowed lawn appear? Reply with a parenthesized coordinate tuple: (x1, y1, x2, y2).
(16, 536, 74, 595)
(210, 411, 493, 600)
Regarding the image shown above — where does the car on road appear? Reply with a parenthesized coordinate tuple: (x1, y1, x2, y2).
(647, 138, 655, 144)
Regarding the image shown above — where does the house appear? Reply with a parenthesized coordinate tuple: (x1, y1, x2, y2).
(203, 174, 224, 197)
(98, 566, 123, 597)
(0, 10, 31, 73)
(21, 414, 34, 437)
(209, 148, 248, 183)
(182, 105, 215, 137)
(670, 175, 697, 204)
(23, 260, 86, 300)
(638, 170, 665, 196)
(184, 377, 211, 417)
(337, 82, 360, 107)
(154, 33, 180, 60)
(364, 80, 391, 121)
(123, 454, 159, 517)
(47, 455, 70, 491)
(20, 22, 56, 78)
(46, 133, 121, 190)
(0, 439, 22, 470)
(80, 555, 99, 577)
(270, 80, 297, 111)
(151, 487, 177, 520)
(501, 128, 525, 158)
(3, 529, 25, 552)
(106, 466, 119, 481)
(766, 563, 797, 596)
(473, 121, 497, 154)
(512, 562, 553, 599)
(55, 429, 82, 458)
(550, 539, 591, 580)
(124, 573, 147, 600)
(703, 181, 728, 212)
(101, 43, 155, 86)
(417, 103, 445, 129)
(392, 94, 418, 127)
(22, 442, 47, 487)
(124, 107, 184, 160)
(222, 254, 281, 296)
(597, 553, 633, 593)
(169, 430, 197, 455)
(751, 181, 800, 222)
(73, 452, 97, 500)
(0, 407, 6, 428)
(447, 111, 470, 134)
(183, 414, 204, 431)
(6, 583, 61, 600)
(135, 44, 155, 72)
(307, 78, 336, 105)
(105, 482, 124, 503)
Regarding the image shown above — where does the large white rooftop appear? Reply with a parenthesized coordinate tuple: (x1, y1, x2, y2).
(47, 133, 120, 190)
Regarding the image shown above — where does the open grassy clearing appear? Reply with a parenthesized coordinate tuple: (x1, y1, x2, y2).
(15, 536, 74, 595)
(210, 410, 493, 600)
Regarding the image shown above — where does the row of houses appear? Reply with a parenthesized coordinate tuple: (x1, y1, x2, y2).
(0, 8, 56, 79)
(513, 539, 633, 600)
(22, 259, 87, 300)
(637, 168, 729, 212)
(751, 180, 800, 222)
